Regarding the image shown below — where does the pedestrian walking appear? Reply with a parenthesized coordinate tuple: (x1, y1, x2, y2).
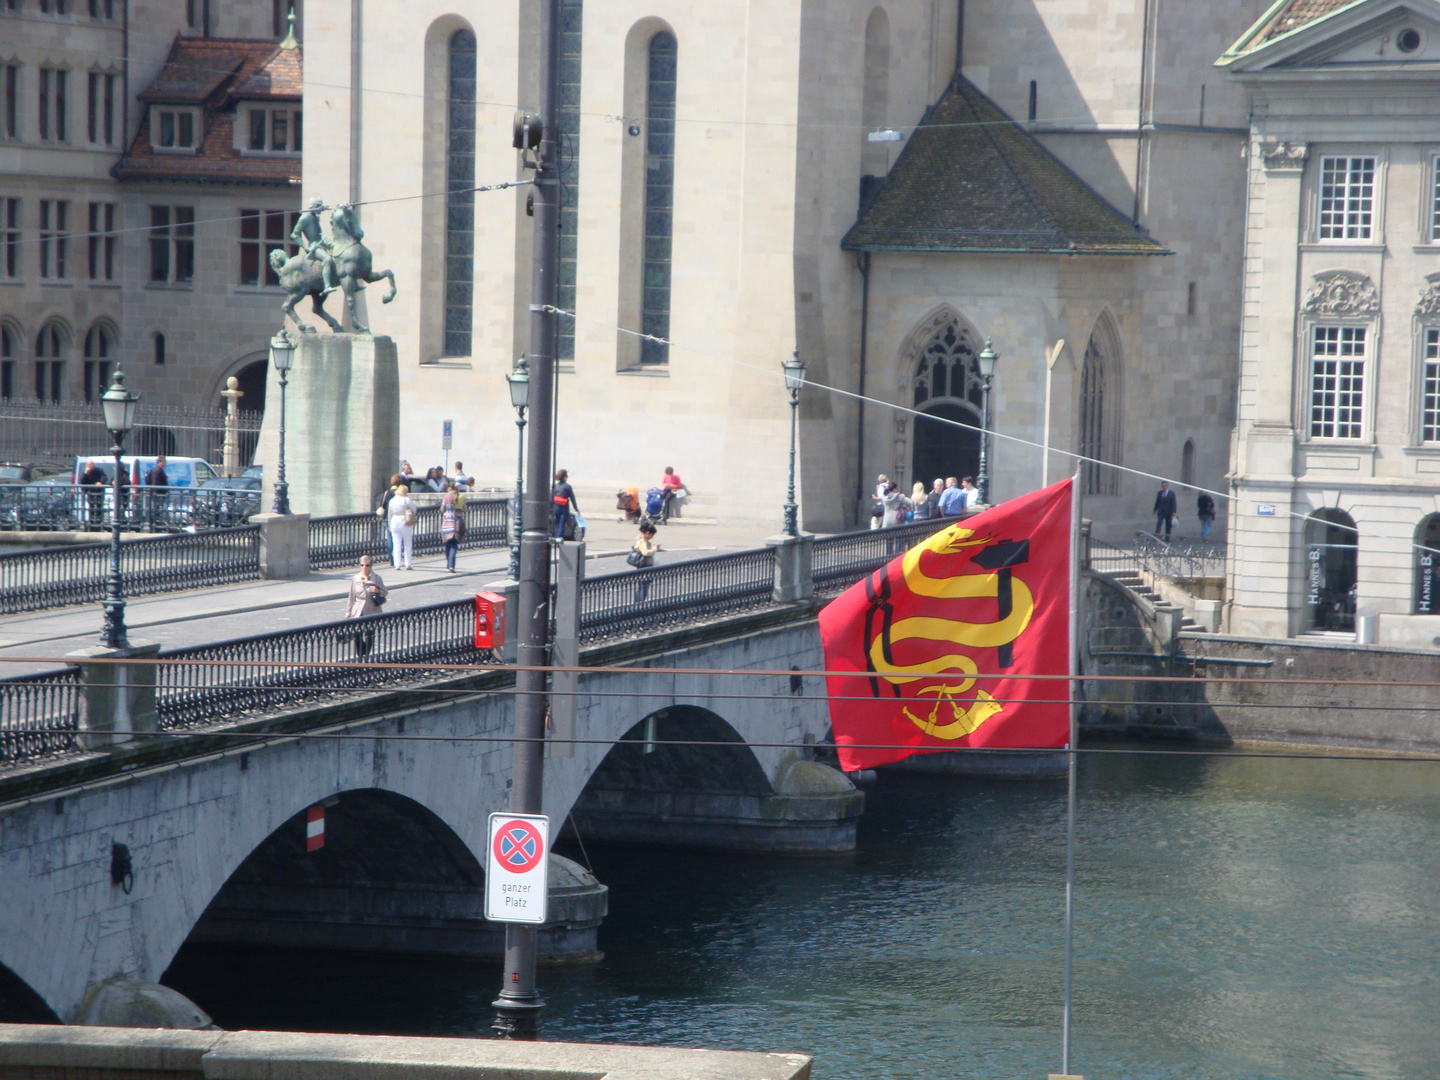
(80, 459, 106, 527)
(551, 469, 578, 539)
(629, 521, 661, 601)
(440, 482, 465, 572)
(144, 456, 169, 528)
(1197, 491, 1216, 541)
(345, 555, 388, 657)
(388, 482, 415, 568)
(1153, 480, 1178, 538)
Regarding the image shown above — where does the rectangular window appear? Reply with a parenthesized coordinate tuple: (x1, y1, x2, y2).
(38, 68, 67, 142)
(88, 0, 115, 18)
(246, 107, 301, 152)
(0, 361, 12, 400)
(1424, 329, 1440, 442)
(35, 361, 63, 402)
(1, 198, 18, 278)
(88, 201, 116, 280)
(1318, 156, 1376, 240)
(39, 199, 68, 278)
(150, 205, 194, 283)
(185, 0, 201, 29)
(2, 64, 17, 140)
(238, 208, 299, 285)
(39, 0, 71, 13)
(1310, 325, 1366, 439)
(155, 108, 196, 150)
(87, 72, 116, 145)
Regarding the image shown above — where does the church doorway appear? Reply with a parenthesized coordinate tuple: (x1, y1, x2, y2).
(912, 402, 980, 489)
(1304, 508, 1357, 631)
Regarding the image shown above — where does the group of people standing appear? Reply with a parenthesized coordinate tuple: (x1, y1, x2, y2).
(377, 472, 468, 572)
(871, 474, 977, 529)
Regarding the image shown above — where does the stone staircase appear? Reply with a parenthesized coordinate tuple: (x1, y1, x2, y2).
(1107, 569, 1204, 634)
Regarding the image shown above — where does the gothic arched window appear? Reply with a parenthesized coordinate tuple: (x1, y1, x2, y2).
(1080, 318, 1123, 496)
(443, 28, 477, 358)
(639, 31, 677, 366)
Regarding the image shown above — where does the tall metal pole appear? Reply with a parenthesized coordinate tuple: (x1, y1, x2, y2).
(783, 387, 799, 537)
(272, 368, 290, 516)
(492, 0, 560, 1040)
(100, 437, 129, 649)
(977, 374, 992, 505)
(1061, 468, 1082, 1076)
(508, 408, 526, 581)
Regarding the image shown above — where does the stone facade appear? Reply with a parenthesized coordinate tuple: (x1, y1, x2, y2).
(0, 0, 304, 423)
(1219, 0, 1440, 644)
(300, 0, 1263, 532)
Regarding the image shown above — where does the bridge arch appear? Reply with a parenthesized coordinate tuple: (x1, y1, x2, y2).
(0, 961, 59, 1024)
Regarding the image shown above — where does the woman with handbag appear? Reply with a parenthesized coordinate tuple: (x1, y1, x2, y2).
(628, 521, 660, 601)
(388, 484, 415, 570)
(440, 482, 465, 572)
(345, 555, 388, 656)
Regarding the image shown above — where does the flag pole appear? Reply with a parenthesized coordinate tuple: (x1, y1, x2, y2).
(1061, 469, 1081, 1076)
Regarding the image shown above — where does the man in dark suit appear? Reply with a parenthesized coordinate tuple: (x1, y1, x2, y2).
(1153, 480, 1178, 539)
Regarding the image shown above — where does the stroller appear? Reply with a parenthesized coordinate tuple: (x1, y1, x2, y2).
(644, 487, 666, 523)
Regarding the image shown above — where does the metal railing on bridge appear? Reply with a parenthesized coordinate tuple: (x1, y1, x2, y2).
(0, 515, 972, 763)
(1, 484, 261, 533)
(0, 499, 510, 616)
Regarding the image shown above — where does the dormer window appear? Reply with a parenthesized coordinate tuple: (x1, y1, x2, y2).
(153, 107, 198, 151)
(246, 106, 301, 153)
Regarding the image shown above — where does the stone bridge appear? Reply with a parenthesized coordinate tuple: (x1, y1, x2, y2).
(0, 609, 859, 1025)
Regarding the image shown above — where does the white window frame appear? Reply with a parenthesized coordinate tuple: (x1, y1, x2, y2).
(1420, 326, 1440, 443)
(239, 105, 302, 155)
(1315, 153, 1382, 242)
(151, 106, 200, 153)
(1307, 324, 1368, 440)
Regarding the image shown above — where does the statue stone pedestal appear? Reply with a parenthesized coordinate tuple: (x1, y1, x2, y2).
(256, 334, 400, 518)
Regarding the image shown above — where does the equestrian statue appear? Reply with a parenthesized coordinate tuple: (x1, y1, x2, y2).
(273, 198, 398, 334)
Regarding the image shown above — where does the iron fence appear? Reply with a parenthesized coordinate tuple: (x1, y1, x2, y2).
(579, 547, 777, 643)
(0, 484, 261, 533)
(0, 668, 80, 761)
(0, 399, 262, 467)
(307, 498, 509, 569)
(1132, 533, 1226, 582)
(0, 527, 260, 615)
(156, 598, 496, 728)
(1086, 538, 1141, 578)
(812, 516, 954, 595)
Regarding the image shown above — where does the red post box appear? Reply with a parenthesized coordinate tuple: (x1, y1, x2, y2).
(474, 591, 507, 649)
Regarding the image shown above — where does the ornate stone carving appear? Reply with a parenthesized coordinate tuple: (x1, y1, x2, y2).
(1262, 141, 1308, 172)
(1301, 271, 1379, 318)
(1416, 273, 1440, 316)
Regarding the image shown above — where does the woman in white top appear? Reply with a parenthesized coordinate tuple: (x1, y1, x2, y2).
(387, 485, 414, 569)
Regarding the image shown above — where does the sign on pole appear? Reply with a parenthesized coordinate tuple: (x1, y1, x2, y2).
(442, 419, 453, 451)
(485, 812, 549, 924)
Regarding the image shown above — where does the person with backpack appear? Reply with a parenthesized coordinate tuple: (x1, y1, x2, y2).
(1197, 491, 1216, 541)
(628, 521, 661, 601)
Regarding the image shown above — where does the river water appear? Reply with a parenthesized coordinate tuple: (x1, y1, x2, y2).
(165, 749, 1440, 1080)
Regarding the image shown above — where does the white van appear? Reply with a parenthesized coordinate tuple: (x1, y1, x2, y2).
(72, 456, 219, 489)
(70, 456, 221, 529)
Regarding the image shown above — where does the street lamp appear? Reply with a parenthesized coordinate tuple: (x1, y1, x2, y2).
(781, 348, 807, 537)
(99, 367, 139, 649)
(269, 331, 296, 515)
(975, 337, 999, 506)
(505, 355, 530, 580)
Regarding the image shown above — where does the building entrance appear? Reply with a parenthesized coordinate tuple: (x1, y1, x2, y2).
(912, 402, 979, 491)
(1304, 508, 1357, 631)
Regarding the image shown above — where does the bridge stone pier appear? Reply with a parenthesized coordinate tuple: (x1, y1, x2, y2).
(0, 611, 856, 1024)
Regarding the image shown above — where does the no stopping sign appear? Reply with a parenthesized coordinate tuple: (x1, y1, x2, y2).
(485, 812, 549, 924)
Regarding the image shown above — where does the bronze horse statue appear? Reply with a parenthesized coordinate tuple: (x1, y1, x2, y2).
(273, 203, 398, 334)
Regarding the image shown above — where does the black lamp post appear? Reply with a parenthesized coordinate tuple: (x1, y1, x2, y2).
(100, 368, 139, 649)
(976, 337, 999, 506)
(506, 355, 530, 580)
(269, 331, 295, 515)
(781, 348, 807, 537)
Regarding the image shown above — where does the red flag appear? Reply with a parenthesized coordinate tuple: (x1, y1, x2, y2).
(819, 478, 1074, 771)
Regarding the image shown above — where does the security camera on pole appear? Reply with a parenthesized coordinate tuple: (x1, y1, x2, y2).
(491, 0, 559, 1041)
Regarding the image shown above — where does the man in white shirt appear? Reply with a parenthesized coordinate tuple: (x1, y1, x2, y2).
(959, 476, 977, 509)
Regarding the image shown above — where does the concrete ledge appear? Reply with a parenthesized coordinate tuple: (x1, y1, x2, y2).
(0, 1025, 813, 1080)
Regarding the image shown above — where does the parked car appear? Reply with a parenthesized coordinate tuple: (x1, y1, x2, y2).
(3, 476, 84, 530)
(188, 476, 263, 528)
(242, 465, 264, 480)
(0, 462, 67, 485)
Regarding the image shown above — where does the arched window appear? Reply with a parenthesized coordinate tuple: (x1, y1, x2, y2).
(908, 312, 982, 488)
(1304, 507, 1357, 632)
(639, 31, 676, 366)
(556, 0, 584, 364)
(442, 28, 477, 358)
(1080, 316, 1123, 496)
(34, 321, 66, 402)
(83, 322, 114, 403)
(860, 9, 890, 180)
(0, 323, 16, 400)
(1181, 438, 1195, 487)
(1415, 514, 1440, 615)
(153, 331, 166, 365)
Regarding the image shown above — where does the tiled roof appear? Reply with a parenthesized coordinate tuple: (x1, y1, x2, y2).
(116, 36, 301, 186)
(1255, 0, 1360, 43)
(842, 78, 1167, 257)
